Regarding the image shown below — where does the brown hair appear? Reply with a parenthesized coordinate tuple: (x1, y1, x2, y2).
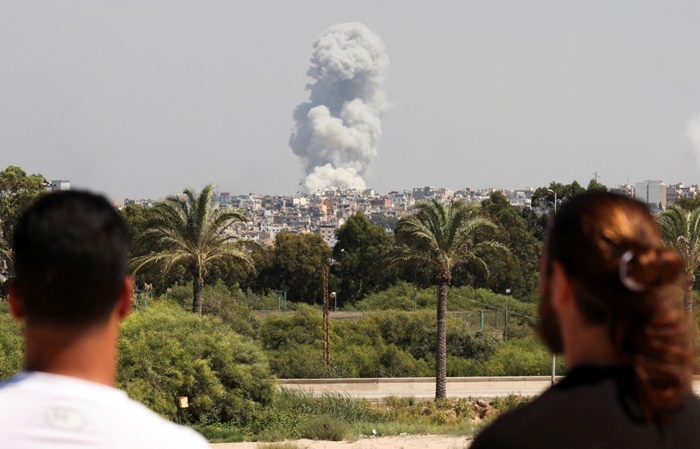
(542, 191, 694, 422)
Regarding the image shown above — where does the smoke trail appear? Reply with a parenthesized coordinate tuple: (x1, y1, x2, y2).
(290, 22, 389, 192)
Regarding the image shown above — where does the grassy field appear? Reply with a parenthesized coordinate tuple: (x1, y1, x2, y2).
(195, 390, 530, 443)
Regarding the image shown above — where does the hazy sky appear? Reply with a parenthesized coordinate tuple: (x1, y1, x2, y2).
(2, 1, 700, 201)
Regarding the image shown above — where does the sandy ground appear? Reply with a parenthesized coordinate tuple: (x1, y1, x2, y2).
(212, 435, 472, 449)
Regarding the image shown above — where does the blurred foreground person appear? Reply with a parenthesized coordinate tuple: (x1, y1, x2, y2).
(1, 191, 209, 449)
(471, 192, 700, 449)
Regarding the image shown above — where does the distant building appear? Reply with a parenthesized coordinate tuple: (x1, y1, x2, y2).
(634, 180, 666, 210)
(219, 191, 231, 206)
(50, 180, 70, 191)
(610, 184, 635, 198)
(668, 183, 699, 204)
(666, 186, 681, 206)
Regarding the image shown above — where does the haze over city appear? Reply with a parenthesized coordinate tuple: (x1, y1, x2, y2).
(2, 2, 700, 201)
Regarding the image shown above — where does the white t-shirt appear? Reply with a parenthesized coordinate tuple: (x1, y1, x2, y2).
(0, 371, 211, 449)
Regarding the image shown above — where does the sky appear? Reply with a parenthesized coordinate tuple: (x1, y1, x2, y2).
(2, 1, 700, 201)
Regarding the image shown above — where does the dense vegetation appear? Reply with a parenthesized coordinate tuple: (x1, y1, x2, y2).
(0, 287, 552, 442)
(4, 165, 700, 441)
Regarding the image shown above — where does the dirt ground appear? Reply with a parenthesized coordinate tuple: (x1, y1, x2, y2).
(211, 435, 472, 449)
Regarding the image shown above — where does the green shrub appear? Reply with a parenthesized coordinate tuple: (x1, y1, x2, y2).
(272, 390, 382, 422)
(454, 398, 474, 420)
(165, 284, 192, 309)
(0, 302, 23, 379)
(479, 336, 556, 376)
(248, 290, 284, 311)
(164, 281, 259, 338)
(117, 301, 274, 425)
(491, 394, 531, 413)
(193, 422, 245, 443)
(446, 322, 499, 360)
(265, 342, 331, 379)
(355, 282, 424, 311)
(300, 414, 351, 441)
(259, 304, 322, 350)
(385, 395, 416, 408)
(245, 390, 379, 440)
(247, 407, 306, 441)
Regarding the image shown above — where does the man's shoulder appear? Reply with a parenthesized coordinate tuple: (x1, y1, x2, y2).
(116, 396, 210, 446)
(0, 372, 210, 449)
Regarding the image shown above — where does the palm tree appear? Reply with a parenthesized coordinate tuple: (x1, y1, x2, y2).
(381, 198, 507, 399)
(657, 205, 700, 314)
(131, 184, 253, 313)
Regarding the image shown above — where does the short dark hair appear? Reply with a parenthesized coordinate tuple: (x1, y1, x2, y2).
(12, 190, 128, 325)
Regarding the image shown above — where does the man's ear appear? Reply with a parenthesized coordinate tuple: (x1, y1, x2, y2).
(550, 261, 575, 312)
(116, 276, 134, 320)
(7, 280, 24, 320)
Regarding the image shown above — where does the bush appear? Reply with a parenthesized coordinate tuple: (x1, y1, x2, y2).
(245, 390, 380, 440)
(266, 343, 331, 379)
(475, 336, 561, 376)
(300, 415, 350, 441)
(0, 302, 22, 379)
(164, 281, 259, 338)
(117, 301, 274, 425)
(272, 390, 381, 423)
(259, 304, 322, 350)
(446, 323, 499, 361)
(356, 284, 537, 323)
(193, 422, 245, 443)
(355, 282, 428, 311)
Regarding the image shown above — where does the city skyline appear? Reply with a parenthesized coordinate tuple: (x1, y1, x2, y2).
(2, 2, 700, 201)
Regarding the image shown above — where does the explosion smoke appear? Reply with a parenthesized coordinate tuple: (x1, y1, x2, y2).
(290, 22, 389, 192)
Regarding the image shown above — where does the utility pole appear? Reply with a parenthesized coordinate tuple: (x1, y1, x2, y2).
(505, 288, 511, 341)
(322, 267, 330, 369)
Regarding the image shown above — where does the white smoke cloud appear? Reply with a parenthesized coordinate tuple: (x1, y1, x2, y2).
(290, 22, 389, 192)
(688, 114, 700, 163)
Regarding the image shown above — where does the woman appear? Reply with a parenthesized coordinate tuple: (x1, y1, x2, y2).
(471, 192, 700, 448)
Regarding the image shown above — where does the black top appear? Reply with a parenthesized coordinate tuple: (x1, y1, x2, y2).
(470, 365, 700, 449)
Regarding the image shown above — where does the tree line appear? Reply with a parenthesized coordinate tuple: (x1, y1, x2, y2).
(3, 164, 700, 401)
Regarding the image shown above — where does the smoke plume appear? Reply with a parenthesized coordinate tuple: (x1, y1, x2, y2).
(290, 22, 389, 192)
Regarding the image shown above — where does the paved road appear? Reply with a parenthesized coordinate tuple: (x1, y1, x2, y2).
(279, 376, 558, 400)
(279, 376, 700, 401)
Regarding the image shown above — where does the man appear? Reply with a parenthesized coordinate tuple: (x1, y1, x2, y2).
(471, 192, 700, 448)
(1, 191, 209, 448)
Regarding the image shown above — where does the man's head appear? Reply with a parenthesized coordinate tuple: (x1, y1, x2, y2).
(10, 190, 131, 327)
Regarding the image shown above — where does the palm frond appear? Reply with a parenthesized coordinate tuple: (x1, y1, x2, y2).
(381, 198, 507, 281)
(130, 184, 253, 281)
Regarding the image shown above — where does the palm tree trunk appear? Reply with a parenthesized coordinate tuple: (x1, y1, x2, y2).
(193, 271, 204, 314)
(435, 277, 449, 400)
(685, 274, 694, 315)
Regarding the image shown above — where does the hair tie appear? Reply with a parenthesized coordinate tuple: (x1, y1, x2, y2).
(619, 250, 645, 292)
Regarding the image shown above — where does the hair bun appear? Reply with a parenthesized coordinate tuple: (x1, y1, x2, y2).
(619, 248, 682, 293)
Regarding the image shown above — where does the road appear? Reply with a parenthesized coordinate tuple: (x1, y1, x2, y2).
(278, 376, 557, 401)
(279, 376, 700, 401)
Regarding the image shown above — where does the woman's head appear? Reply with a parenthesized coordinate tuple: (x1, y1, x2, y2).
(538, 191, 693, 421)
